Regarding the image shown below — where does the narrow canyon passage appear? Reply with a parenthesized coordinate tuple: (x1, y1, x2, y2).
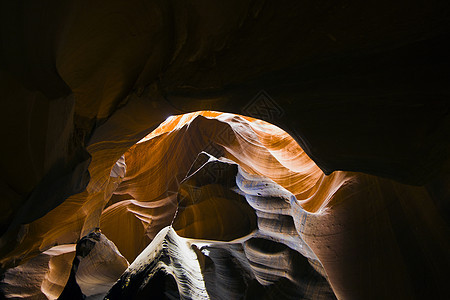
(1, 112, 448, 299)
(1, 1, 449, 299)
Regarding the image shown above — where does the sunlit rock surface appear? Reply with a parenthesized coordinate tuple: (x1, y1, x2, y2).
(1, 112, 448, 299)
(104, 155, 335, 299)
(58, 230, 129, 300)
(0, 244, 75, 299)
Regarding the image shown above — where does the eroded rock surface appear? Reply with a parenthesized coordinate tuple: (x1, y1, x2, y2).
(1, 4, 450, 295)
(1, 112, 448, 299)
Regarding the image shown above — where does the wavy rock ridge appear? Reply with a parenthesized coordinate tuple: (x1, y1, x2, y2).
(1, 112, 449, 299)
(104, 154, 335, 299)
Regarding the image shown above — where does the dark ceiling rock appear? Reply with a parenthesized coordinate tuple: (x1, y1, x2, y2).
(1, 0, 449, 188)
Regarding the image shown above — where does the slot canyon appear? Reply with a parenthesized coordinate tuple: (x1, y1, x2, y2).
(0, 1, 449, 299)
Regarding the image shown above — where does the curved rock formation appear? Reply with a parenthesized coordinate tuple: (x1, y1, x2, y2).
(1, 2, 450, 299)
(1, 112, 448, 299)
(58, 230, 129, 300)
(0, 244, 75, 299)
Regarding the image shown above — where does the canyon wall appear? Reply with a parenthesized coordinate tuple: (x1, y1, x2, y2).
(1, 1, 449, 299)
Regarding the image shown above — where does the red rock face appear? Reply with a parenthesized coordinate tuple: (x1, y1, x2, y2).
(1, 2, 450, 299)
(0, 112, 448, 299)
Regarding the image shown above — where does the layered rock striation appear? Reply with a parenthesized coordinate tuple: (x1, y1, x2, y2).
(1, 2, 450, 298)
(1, 112, 448, 299)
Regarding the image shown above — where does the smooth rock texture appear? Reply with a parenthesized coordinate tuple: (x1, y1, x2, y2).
(58, 230, 129, 300)
(3, 112, 448, 299)
(0, 244, 75, 299)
